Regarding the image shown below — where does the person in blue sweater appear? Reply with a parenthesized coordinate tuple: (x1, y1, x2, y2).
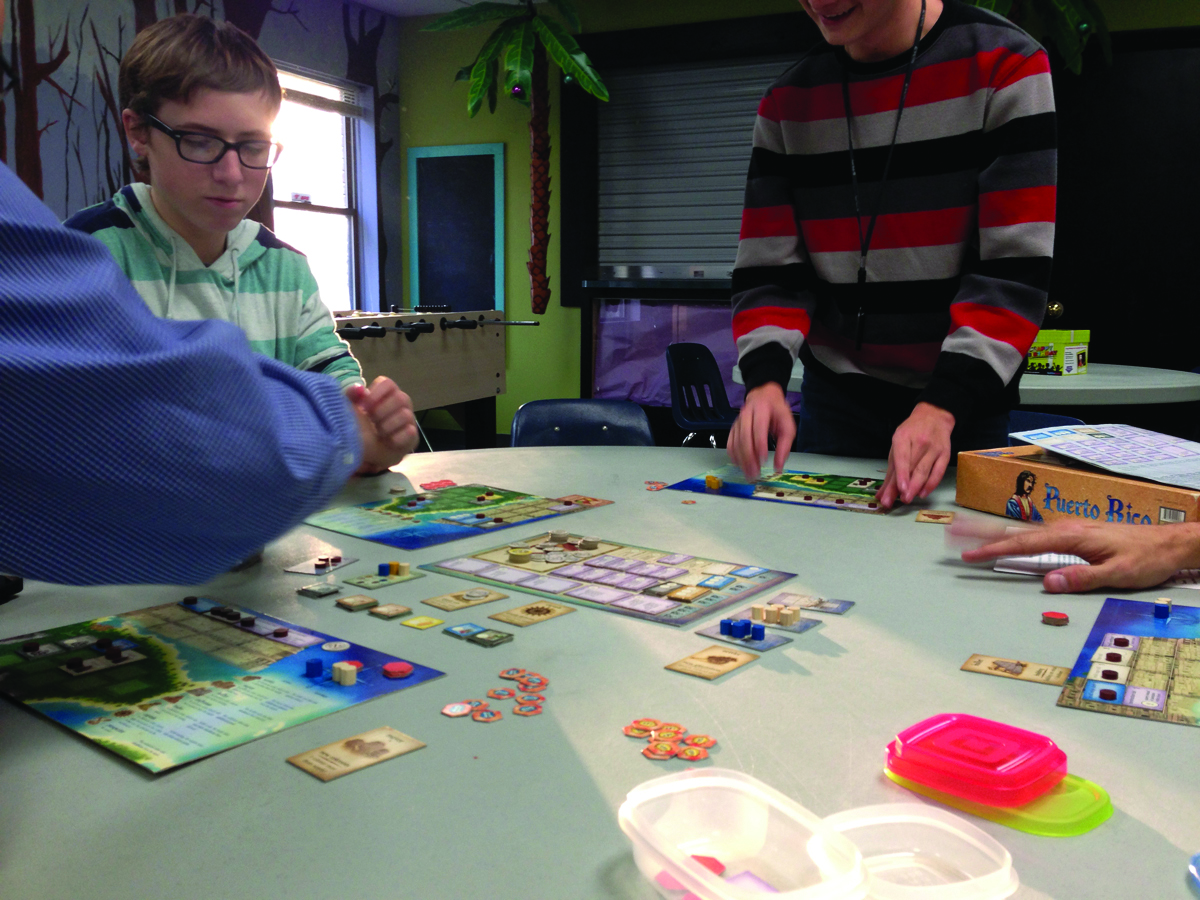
(0, 64, 365, 585)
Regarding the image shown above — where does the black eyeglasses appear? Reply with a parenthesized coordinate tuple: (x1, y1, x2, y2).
(143, 113, 283, 169)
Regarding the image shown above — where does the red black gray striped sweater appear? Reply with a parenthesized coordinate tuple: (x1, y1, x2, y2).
(732, 0, 1056, 423)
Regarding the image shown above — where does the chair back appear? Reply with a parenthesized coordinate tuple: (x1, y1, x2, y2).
(1008, 410, 1085, 445)
(665, 342, 738, 432)
(510, 399, 654, 447)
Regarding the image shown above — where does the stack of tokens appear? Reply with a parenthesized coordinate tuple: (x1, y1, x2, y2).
(441, 668, 550, 722)
(622, 718, 717, 761)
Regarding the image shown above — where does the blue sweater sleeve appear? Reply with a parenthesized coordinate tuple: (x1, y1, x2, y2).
(0, 165, 362, 585)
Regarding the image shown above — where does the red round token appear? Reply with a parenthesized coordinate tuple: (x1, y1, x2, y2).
(383, 661, 413, 678)
(1042, 611, 1069, 626)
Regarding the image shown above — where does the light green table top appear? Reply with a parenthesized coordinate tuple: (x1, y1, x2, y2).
(733, 361, 1200, 406)
(1, 447, 1196, 900)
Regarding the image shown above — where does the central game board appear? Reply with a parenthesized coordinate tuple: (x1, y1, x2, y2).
(421, 530, 796, 627)
(668, 465, 885, 514)
(1057, 597, 1200, 726)
(306, 483, 612, 550)
(0, 597, 442, 773)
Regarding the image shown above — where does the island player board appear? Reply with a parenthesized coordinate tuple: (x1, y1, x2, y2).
(1057, 596, 1200, 726)
(306, 483, 613, 550)
(0, 597, 442, 773)
(421, 531, 796, 627)
(668, 464, 886, 514)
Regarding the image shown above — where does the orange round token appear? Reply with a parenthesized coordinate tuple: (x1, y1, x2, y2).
(623, 725, 653, 739)
(632, 718, 662, 730)
(684, 734, 717, 748)
(681, 500, 696, 505)
(676, 746, 709, 761)
(651, 729, 686, 743)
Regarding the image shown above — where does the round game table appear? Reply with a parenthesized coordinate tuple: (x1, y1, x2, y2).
(1, 447, 1196, 900)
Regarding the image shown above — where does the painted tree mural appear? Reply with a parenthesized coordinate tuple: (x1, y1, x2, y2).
(425, 0, 608, 315)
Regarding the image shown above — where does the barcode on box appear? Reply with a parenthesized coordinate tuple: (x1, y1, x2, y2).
(1159, 507, 1186, 524)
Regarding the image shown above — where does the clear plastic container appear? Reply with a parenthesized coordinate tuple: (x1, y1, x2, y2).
(824, 804, 1019, 900)
(886, 714, 1066, 808)
(619, 768, 869, 900)
(619, 769, 1020, 900)
(885, 768, 1111, 837)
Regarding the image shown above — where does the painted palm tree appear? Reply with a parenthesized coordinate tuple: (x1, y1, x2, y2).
(425, 0, 608, 315)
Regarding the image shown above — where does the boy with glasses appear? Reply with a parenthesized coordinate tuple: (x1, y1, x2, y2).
(66, 15, 415, 474)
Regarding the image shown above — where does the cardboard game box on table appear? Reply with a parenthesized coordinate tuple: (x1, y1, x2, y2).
(1025, 329, 1089, 376)
(956, 444, 1200, 525)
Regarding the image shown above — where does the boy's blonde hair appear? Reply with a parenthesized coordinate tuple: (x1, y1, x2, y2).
(120, 15, 282, 173)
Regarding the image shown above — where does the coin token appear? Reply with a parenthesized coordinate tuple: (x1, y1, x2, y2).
(684, 734, 717, 748)
(463, 589, 491, 601)
(643, 742, 677, 760)
(465, 699, 489, 710)
(513, 704, 543, 716)
(652, 729, 686, 743)
(441, 702, 472, 717)
(487, 687, 517, 700)
(472, 709, 503, 723)
(676, 746, 709, 761)
(632, 718, 662, 730)
(656, 722, 686, 733)
(517, 693, 544, 704)
(623, 725, 653, 739)
(320, 641, 350, 652)
(498, 667, 526, 680)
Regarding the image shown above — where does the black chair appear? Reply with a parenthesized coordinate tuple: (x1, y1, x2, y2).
(665, 342, 739, 447)
(509, 399, 654, 447)
(1008, 409, 1085, 445)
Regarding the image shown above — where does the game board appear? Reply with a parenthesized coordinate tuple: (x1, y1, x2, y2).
(667, 464, 885, 514)
(306, 483, 612, 550)
(0, 597, 442, 773)
(1057, 597, 1200, 726)
(421, 530, 796, 627)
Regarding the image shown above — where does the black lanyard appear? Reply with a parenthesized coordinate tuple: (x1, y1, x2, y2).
(842, 0, 927, 348)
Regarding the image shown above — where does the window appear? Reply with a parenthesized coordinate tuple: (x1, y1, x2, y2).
(270, 67, 379, 311)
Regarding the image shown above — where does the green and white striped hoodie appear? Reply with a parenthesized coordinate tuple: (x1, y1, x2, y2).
(65, 182, 364, 388)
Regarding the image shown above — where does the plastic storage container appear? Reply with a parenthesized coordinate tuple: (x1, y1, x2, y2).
(618, 768, 1020, 900)
(884, 769, 1112, 838)
(886, 714, 1066, 808)
(825, 804, 1018, 900)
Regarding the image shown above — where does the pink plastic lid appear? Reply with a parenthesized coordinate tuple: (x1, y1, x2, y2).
(886, 713, 1067, 808)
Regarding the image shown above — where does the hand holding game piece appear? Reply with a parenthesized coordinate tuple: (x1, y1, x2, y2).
(961, 519, 1200, 593)
(876, 403, 955, 509)
(727, 383, 795, 481)
(347, 376, 418, 475)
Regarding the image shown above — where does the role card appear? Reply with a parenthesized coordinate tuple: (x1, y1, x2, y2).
(489, 600, 575, 627)
(665, 645, 758, 681)
(422, 588, 508, 612)
(961, 653, 1070, 686)
(287, 726, 425, 782)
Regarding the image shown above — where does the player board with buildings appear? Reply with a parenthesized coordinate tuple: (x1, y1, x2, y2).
(421, 530, 795, 627)
(306, 483, 612, 550)
(1057, 596, 1200, 726)
(0, 597, 441, 773)
(668, 465, 885, 514)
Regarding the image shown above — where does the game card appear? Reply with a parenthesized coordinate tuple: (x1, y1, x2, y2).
(665, 645, 758, 680)
(915, 510, 955, 524)
(287, 726, 425, 782)
(422, 588, 507, 612)
(757, 593, 855, 615)
(369, 604, 412, 619)
(343, 571, 426, 590)
(489, 600, 575, 627)
(961, 653, 1070, 685)
(695, 624, 793, 652)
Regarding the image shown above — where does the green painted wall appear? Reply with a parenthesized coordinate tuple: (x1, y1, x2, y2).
(397, 0, 1200, 436)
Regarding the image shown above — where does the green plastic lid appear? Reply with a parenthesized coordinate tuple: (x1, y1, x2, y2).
(885, 768, 1112, 837)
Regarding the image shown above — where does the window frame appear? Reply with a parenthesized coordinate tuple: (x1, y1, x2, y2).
(271, 61, 380, 312)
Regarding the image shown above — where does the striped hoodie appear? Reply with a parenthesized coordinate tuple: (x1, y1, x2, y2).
(66, 182, 364, 389)
(732, 0, 1055, 422)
